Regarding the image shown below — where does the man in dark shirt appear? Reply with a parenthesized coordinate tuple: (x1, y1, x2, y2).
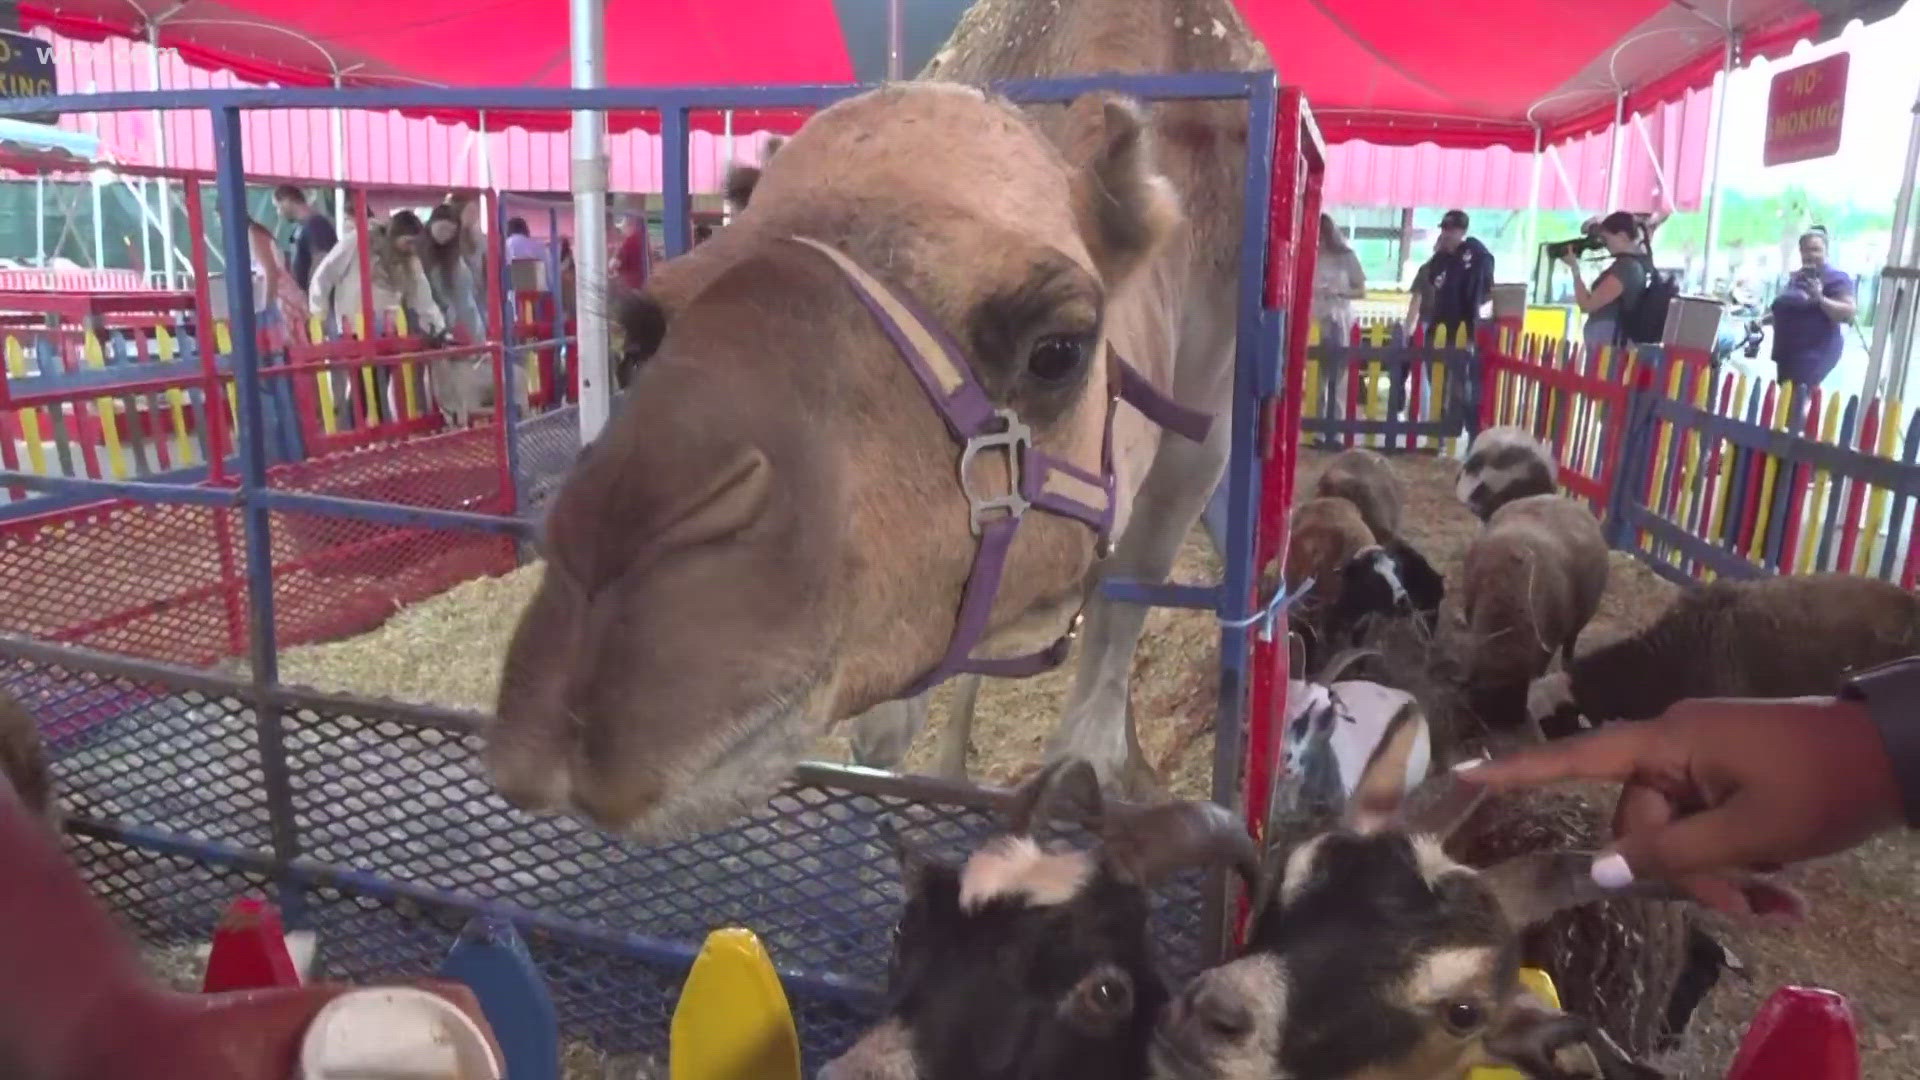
(1421, 209, 1495, 338)
(1762, 229, 1856, 388)
(274, 185, 337, 293)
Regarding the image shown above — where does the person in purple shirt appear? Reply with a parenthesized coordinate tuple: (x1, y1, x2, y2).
(1760, 229, 1856, 388)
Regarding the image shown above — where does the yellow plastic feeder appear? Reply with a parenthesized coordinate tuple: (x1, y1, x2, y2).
(669, 927, 802, 1080)
(1466, 967, 1560, 1080)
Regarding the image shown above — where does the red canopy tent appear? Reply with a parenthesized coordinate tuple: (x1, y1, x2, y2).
(17, 1, 1903, 143)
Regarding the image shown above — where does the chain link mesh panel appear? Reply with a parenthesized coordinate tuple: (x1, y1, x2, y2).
(9, 640, 1213, 1069)
(264, 508, 517, 647)
(0, 501, 244, 665)
(514, 404, 580, 522)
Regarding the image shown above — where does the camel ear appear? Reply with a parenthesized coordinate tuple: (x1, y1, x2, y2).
(1071, 97, 1182, 286)
(723, 137, 785, 214)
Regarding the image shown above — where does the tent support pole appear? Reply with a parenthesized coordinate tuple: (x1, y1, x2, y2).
(147, 29, 177, 289)
(1866, 84, 1920, 403)
(1523, 125, 1544, 272)
(1701, 36, 1735, 295)
(570, 0, 612, 443)
(330, 71, 347, 225)
(34, 172, 45, 264)
(887, 0, 904, 80)
(1603, 90, 1626, 212)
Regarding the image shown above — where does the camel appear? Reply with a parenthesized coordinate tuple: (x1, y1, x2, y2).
(486, 0, 1269, 836)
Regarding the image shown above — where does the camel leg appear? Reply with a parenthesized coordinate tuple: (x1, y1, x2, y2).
(847, 694, 930, 772)
(932, 674, 982, 780)
(1048, 414, 1229, 796)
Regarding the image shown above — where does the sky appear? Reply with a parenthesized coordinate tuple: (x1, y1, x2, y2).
(1713, 3, 1920, 205)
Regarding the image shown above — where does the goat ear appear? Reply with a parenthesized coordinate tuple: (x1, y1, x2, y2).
(1483, 851, 1807, 929)
(876, 817, 936, 892)
(1102, 799, 1259, 891)
(1484, 992, 1665, 1080)
(1069, 96, 1182, 286)
(1005, 757, 1103, 837)
(1396, 766, 1487, 841)
(1387, 539, 1446, 608)
(1342, 701, 1429, 834)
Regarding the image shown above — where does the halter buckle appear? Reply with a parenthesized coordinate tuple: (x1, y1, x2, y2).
(959, 409, 1032, 535)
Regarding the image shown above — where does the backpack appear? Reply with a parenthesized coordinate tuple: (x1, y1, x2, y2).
(1620, 251, 1679, 345)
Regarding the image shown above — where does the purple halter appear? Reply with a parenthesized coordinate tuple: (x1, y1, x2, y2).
(790, 237, 1213, 697)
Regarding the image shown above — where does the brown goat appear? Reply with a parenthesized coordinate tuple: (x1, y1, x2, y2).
(1312, 447, 1402, 542)
(1459, 495, 1608, 728)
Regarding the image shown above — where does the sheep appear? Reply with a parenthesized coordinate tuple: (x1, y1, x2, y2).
(1284, 496, 1448, 674)
(1147, 705, 1762, 1080)
(820, 759, 1259, 1080)
(1312, 448, 1402, 542)
(1458, 495, 1609, 729)
(0, 690, 53, 825)
(1529, 572, 1920, 738)
(1455, 426, 1558, 522)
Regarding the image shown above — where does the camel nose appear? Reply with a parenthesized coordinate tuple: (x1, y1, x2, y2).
(643, 443, 773, 555)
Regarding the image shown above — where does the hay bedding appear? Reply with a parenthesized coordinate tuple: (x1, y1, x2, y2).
(169, 448, 1920, 1077)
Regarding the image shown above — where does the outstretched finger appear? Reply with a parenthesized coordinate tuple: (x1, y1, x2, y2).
(1602, 791, 1783, 886)
(1457, 722, 1666, 791)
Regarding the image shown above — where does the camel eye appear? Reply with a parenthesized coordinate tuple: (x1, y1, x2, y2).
(1026, 335, 1086, 382)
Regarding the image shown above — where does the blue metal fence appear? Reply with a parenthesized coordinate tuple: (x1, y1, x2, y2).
(0, 70, 1288, 1066)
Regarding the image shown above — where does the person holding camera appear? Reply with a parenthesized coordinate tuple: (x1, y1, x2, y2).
(1560, 210, 1649, 355)
(1756, 229, 1856, 390)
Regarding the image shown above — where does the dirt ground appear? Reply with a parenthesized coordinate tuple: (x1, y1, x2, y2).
(202, 447, 1920, 1077)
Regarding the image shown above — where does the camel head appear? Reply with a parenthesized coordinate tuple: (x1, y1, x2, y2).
(487, 84, 1185, 836)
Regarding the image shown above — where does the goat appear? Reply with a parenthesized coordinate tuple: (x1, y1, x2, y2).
(1149, 704, 1784, 1080)
(0, 690, 54, 826)
(1530, 572, 1920, 738)
(1313, 448, 1402, 543)
(1285, 499, 1444, 672)
(820, 760, 1258, 1080)
(1456, 427, 1558, 522)
(1459, 495, 1608, 730)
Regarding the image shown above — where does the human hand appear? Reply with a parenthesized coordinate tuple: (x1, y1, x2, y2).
(1459, 696, 1904, 917)
(1557, 251, 1580, 270)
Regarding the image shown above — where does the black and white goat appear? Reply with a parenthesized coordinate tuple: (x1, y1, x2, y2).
(820, 761, 1258, 1080)
(1149, 705, 1778, 1080)
(1455, 427, 1558, 522)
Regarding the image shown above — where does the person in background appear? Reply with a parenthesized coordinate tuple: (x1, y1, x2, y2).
(419, 198, 486, 343)
(611, 210, 652, 292)
(1422, 209, 1495, 339)
(307, 209, 446, 339)
(1561, 210, 1649, 355)
(1310, 213, 1366, 426)
(1462, 656, 1918, 917)
(273, 185, 337, 293)
(557, 237, 577, 318)
(1758, 229, 1855, 390)
(504, 217, 545, 264)
(245, 219, 309, 343)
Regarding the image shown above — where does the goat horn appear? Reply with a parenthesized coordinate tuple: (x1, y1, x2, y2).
(1313, 646, 1381, 686)
(1101, 800, 1259, 891)
(1004, 758, 1103, 839)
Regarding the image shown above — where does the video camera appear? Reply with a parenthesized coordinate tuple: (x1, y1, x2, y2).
(1542, 228, 1604, 263)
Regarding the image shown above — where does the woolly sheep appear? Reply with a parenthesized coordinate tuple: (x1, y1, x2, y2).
(1459, 495, 1609, 728)
(1312, 448, 1402, 542)
(1455, 426, 1558, 522)
(1530, 573, 1920, 737)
